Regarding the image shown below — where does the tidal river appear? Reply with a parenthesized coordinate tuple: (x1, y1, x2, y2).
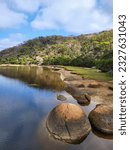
(0, 66, 112, 150)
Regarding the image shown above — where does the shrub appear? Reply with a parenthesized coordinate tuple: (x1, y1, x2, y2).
(95, 59, 113, 72)
(71, 56, 95, 67)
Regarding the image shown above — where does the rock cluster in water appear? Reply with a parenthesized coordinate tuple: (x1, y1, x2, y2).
(88, 104, 113, 135)
(65, 84, 91, 105)
(46, 103, 91, 144)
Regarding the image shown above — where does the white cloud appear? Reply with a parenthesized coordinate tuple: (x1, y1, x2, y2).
(0, 33, 26, 50)
(0, 0, 113, 50)
(31, 0, 112, 34)
(10, 0, 43, 13)
(0, 1, 27, 29)
(0, 0, 112, 32)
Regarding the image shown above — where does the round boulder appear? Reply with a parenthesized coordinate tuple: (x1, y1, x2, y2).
(88, 104, 113, 135)
(46, 103, 91, 144)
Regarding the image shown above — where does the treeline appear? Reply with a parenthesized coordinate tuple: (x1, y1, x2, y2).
(0, 30, 113, 72)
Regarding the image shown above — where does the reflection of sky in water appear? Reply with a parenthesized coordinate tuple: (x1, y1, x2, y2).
(0, 75, 112, 150)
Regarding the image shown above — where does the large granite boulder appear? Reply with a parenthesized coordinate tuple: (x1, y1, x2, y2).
(46, 103, 91, 144)
(88, 104, 113, 135)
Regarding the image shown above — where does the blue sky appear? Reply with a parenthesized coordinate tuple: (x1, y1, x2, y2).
(0, 0, 113, 50)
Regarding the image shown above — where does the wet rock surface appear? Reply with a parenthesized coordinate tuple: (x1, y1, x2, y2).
(65, 84, 91, 105)
(88, 104, 113, 135)
(73, 93, 91, 105)
(57, 94, 67, 101)
(46, 103, 91, 144)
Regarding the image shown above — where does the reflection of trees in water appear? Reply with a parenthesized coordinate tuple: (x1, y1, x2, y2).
(0, 66, 65, 91)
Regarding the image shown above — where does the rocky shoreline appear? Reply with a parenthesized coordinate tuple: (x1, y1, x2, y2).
(0, 64, 113, 142)
(56, 66, 113, 106)
(46, 65, 113, 143)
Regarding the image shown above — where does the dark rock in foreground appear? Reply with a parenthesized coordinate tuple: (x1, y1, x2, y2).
(46, 103, 91, 144)
(88, 104, 113, 135)
(57, 94, 67, 101)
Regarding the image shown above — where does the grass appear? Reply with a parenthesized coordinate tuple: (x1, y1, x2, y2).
(64, 66, 112, 82)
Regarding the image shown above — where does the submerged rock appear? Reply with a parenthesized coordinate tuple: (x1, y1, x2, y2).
(65, 85, 91, 105)
(88, 104, 113, 135)
(57, 94, 67, 101)
(46, 103, 91, 144)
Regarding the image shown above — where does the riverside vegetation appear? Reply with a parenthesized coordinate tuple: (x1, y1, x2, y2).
(0, 30, 113, 74)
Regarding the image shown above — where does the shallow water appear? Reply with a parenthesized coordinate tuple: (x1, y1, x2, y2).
(0, 66, 113, 150)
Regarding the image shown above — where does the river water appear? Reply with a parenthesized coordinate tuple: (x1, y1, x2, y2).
(0, 66, 112, 150)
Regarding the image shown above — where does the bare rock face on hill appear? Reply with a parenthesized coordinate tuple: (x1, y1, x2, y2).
(46, 103, 91, 144)
(89, 104, 113, 135)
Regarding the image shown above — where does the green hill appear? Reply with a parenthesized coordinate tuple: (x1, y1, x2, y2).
(0, 30, 113, 72)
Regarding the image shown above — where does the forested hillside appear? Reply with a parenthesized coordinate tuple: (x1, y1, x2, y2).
(0, 30, 113, 72)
